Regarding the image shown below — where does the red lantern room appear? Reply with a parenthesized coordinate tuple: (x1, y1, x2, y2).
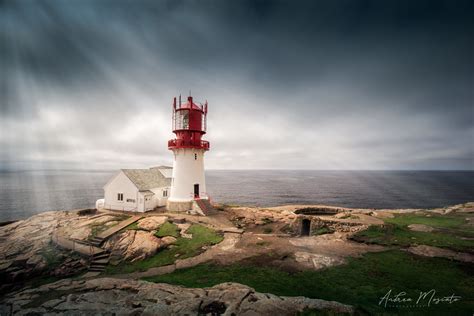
(168, 96, 210, 151)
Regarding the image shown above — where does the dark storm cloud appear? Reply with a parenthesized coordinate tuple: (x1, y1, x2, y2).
(1, 0, 473, 170)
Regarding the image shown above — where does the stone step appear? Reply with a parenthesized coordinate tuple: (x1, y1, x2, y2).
(196, 199, 217, 215)
(82, 271, 101, 278)
(88, 267, 105, 272)
(90, 262, 108, 268)
(92, 251, 110, 258)
(91, 259, 109, 265)
(92, 254, 110, 260)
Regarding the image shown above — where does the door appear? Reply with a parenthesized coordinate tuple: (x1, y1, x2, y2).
(194, 184, 200, 198)
(301, 219, 311, 236)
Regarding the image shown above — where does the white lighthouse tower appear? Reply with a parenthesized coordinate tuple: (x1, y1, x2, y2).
(167, 95, 210, 212)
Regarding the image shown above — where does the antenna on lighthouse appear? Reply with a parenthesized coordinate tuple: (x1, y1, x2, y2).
(179, 94, 181, 108)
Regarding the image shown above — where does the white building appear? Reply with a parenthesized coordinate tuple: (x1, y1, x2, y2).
(101, 166, 172, 212)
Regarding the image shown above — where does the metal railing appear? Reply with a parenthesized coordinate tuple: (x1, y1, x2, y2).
(192, 192, 212, 204)
(51, 231, 97, 256)
(168, 139, 210, 150)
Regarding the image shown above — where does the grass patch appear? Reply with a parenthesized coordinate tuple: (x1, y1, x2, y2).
(155, 221, 181, 238)
(144, 250, 474, 315)
(352, 212, 474, 252)
(384, 213, 467, 229)
(124, 222, 140, 231)
(105, 224, 223, 274)
(312, 227, 333, 236)
(353, 224, 474, 252)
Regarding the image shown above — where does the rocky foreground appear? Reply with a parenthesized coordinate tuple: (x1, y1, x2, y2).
(0, 278, 353, 315)
(0, 202, 473, 315)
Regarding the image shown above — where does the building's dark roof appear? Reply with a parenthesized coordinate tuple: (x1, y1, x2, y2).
(121, 167, 172, 191)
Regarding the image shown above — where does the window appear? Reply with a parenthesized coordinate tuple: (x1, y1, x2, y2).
(117, 193, 123, 201)
(126, 198, 135, 203)
(194, 153, 197, 160)
(175, 110, 189, 130)
(183, 111, 189, 129)
(163, 190, 168, 197)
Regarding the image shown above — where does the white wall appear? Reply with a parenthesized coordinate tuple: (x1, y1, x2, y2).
(104, 171, 140, 212)
(151, 187, 170, 207)
(169, 148, 207, 202)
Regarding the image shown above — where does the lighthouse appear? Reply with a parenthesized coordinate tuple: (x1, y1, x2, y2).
(167, 95, 210, 212)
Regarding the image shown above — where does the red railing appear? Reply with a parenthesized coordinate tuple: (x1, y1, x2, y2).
(192, 192, 212, 204)
(168, 139, 210, 150)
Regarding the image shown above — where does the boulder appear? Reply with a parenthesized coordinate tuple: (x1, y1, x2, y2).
(408, 224, 434, 232)
(161, 236, 178, 246)
(294, 252, 345, 270)
(105, 230, 163, 262)
(137, 216, 168, 231)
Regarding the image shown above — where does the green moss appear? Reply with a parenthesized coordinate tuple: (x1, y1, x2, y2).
(124, 222, 140, 231)
(263, 227, 273, 234)
(312, 227, 333, 236)
(105, 224, 223, 274)
(155, 221, 181, 238)
(144, 250, 474, 315)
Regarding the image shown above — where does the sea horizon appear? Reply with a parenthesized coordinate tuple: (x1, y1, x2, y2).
(1, 169, 473, 222)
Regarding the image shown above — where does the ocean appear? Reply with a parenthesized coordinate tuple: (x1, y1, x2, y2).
(0, 170, 473, 222)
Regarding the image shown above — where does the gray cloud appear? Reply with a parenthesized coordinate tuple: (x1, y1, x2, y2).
(0, 0, 473, 170)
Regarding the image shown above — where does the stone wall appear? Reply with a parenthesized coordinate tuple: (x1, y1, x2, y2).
(291, 216, 367, 235)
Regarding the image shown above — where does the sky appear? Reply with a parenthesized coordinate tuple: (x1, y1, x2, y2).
(1, 0, 473, 170)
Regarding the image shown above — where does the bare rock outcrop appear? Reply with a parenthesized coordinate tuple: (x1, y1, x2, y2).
(0, 278, 354, 315)
(161, 236, 178, 246)
(137, 216, 168, 231)
(104, 230, 163, 262)
(408, 224, 434, 232)
(0, 212, 70, 288)
(407, 245, 474, 263)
